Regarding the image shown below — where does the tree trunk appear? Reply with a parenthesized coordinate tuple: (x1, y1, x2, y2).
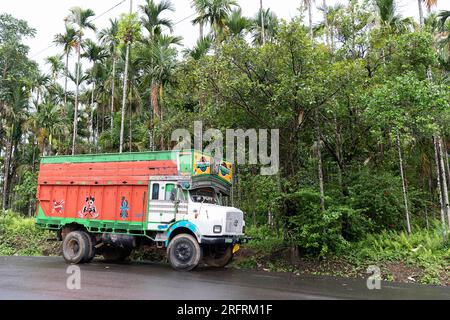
(89, 81, 95, 153)
(111, 55, 116, 134)
(199, 23, 204, 39)
(2, 125, 13, 210)
(260, 0, 265, 45)
(396, 131, 411, 234)
(64, 52, 69, 107)
(308, 6, 313, 40)
(434, 135, 446, 229)
(119, 42, 130, 154)
(322, 0, 329, 48)
(438, 137, 450, 229)
(315, 111, 325, 211)
(72, 42, 81, 155)
(444, 139, 450, 191)
(418, 0, 424, 28)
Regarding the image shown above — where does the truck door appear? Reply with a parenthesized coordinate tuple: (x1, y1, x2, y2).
(148, 181, 177, 224)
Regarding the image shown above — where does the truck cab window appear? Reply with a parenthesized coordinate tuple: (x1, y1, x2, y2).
(152, 184, 160, 200)
(165, 184, 175, 201)
(190, 188, 219, 204)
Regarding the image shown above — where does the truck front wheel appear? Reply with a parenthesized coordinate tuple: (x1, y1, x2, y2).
(204, 245, 233, 268)
(167, 234, 202, 271)
(62, 231, 90, 264)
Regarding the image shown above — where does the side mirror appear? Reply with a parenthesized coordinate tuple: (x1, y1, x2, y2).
(170, 189, 176, 202)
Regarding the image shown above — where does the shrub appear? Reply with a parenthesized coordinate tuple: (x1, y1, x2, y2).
(280, 189, 349, 256)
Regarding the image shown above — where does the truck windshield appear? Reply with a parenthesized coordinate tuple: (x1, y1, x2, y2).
(190, 188, 220, 205)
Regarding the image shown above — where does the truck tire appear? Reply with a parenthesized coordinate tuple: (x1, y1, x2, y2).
(102, 246, 132, 262)
(82, 232, 96, 263)
(204, 245, 233, 268)
(62, 231, 90, 264)
(167, 234, 202, 271)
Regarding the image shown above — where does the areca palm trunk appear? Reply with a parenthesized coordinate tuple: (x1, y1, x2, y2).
(433, 135, 446, 229)
(438, 137, 450, 228)
(72, 42, 81, 155)
(119, 42, 130, 154)
(111, 54, 116, 133)
(2, 124, 14, 210)
(315, 111, 325, 211)
(89, 82, 95, 152)
(397, 131, 412, 234)
(64, 52, 69, 106)
(418, 0, 424, 28)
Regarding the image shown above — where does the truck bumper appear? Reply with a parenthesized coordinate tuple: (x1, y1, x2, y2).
(200, 236, 249, 245)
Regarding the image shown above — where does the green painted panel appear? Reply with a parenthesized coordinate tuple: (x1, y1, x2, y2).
(41, 151, 178, 164)
(36, 206, 146, 232)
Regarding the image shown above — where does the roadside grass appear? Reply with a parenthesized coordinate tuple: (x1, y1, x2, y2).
(344, 225, 450, 285)
(234, 224, 450, 286)
(0, 211, 59, 256)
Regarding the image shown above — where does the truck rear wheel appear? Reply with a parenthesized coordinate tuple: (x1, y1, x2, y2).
(204, 245, 233, 268)
(102, 246, 132, 262)
(83, 233, 96, 263)
(167, 234, 202, 271)
(62, 231, 90, 264)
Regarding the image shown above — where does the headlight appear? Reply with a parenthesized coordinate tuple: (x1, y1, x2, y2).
(213, 225, 222, 234)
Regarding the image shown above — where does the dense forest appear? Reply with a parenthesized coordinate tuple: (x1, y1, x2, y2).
(0, 0, 450, 256)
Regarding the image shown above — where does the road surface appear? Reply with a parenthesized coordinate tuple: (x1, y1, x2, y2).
(0, 256, 448, 300)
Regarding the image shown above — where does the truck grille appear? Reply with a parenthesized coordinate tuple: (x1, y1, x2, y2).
(225, 212, 243, 234)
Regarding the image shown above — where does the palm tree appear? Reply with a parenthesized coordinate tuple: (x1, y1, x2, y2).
(374, 0, 415, 33)
(191, 0, 239, 39)
(54, 26, 77, 107)
(225, 8, 250, 38)
(65, 7, 96, 155)
(82, 39, 108, 151)
(301, 0, 315, 39)
(45, 55, 64, 83)
(418, 0, 438, 28)
(2, 86, 29, 210)
(250, 8, 279, 45)
(191, 0, 209, 39)
(99, 19, 119, 133)
(183, 35, 213, 60)
(117, 10, 141, 154)
(140, 0, 175, 37)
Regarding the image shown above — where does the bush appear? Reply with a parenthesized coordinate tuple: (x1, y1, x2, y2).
(347, 169, 406, 232)
(280, 189, 349, 256)
(0, 211, 57, 256)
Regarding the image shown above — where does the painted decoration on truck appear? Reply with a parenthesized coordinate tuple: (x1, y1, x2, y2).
(51, 200, 64, 214)
(218, 161, 233, 183)
(120, 197, 130, 220)
(193, 153, 211, 176)
(78, 196, 99, 219)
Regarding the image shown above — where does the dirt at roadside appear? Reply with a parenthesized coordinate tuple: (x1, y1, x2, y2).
(230, 247, 450, 287)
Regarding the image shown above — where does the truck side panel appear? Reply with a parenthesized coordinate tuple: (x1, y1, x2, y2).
(38, 184, 149, 224)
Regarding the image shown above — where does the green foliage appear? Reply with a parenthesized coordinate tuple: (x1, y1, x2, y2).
(280, 189, 350, 256)
(13, 171, 37, 212)
(347, 224, 450, 282)
(0, 212, 58, 256)
(117, 13, 142, 48)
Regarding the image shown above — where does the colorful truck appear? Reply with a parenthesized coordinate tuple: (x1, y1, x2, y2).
(35, 150, 245, 271)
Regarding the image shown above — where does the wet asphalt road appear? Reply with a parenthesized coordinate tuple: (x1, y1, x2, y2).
(0, 256, 448, 300)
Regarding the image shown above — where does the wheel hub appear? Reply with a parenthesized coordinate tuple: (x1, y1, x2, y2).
(175, 242, 192, 262)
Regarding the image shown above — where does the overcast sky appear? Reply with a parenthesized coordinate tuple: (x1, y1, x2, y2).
(1, 0, 449, 75)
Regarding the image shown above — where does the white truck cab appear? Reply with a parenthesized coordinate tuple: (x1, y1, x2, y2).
(145, 153, 246, 271)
